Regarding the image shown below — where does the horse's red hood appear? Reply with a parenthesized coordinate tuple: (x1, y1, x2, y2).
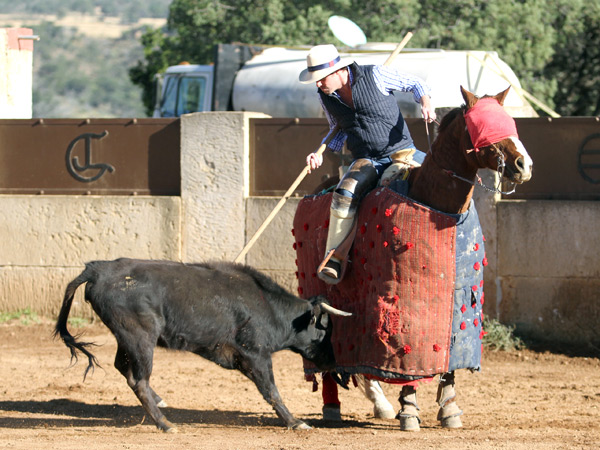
(465, 98, 518, 151)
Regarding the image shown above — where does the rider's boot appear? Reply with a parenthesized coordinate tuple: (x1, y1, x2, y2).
(436, 372, 463, 428)
(397, 385, 421, 431)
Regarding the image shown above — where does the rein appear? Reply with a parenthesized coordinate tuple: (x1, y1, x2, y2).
(424, 119, 517, 196)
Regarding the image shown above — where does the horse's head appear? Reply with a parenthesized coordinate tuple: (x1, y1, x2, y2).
(461, 86, 533, 184)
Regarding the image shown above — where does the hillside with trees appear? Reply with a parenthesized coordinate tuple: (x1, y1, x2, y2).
(0, 0, 171, 118)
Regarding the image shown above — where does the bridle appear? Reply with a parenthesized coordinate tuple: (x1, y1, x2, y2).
(424, 116, 517, 196)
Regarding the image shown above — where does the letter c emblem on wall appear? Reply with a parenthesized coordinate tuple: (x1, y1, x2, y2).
(66, 130, 115, 182)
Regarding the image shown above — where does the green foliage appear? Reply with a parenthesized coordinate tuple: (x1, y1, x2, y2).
(482, 318, 525, 352)
(542, 0, 600, 116)
(0, 308, 40, 325)
(131, 0, 599, 117)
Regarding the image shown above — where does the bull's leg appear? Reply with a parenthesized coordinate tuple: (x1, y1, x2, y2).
(397, 385, 421, 431)
(358, 376, 396, 419)
(114, 343, 176, 432)
(322, 372, 341, 421)
(241, 355, 310, 430)
(436, 372, 463, 429)
(114, 347, 167, 407)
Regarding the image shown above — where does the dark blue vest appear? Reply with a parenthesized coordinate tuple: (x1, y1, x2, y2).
(319, 63, 414, 160)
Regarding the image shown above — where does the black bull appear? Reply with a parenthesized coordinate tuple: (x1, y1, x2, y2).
(54, 258, 350, 432)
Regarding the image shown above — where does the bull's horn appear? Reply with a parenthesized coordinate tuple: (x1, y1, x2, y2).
(321, 303, 352, 317)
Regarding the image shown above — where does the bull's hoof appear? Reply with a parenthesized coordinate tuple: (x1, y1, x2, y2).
(373, 403, 396, 419)
(437, 402, 463, 429)
(158, 418, 178, 433)
(322, 404, 342, 421)
(291, 421, 312, 430)
(157, 400, 168, 408)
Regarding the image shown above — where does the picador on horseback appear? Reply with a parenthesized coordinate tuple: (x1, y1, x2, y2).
(299, 44, 437, 286)
(295, 44, 533, 430)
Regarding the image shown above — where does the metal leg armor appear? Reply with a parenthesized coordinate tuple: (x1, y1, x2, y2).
(397, 385, 421, 431)
(436, 372, 463, 428)
(317, 159, 379, 284)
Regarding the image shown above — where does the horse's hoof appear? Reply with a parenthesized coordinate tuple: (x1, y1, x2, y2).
(398, 414, 420, 432)
(292, 421, 312, 430)
(440, 415, 463, 429)
(373, 404, 396, 419)
(438, 402, 463, 429)
(322, 404, 342, 421)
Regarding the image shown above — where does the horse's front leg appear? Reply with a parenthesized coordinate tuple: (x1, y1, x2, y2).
(436, 371, 463, 428)
(398, 384, 421, 431)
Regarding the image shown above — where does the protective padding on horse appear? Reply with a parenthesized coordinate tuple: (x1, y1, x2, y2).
(295, 187, 486, 381)
(294, 188, 458, 380)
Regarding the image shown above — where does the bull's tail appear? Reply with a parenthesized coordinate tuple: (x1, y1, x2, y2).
(53, 266, 100, 380)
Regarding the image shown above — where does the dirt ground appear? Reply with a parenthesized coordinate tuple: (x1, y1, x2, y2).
(0, 321, 598, 450)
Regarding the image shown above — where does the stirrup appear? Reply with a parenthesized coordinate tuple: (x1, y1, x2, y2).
(317, 249, 346, 285)
(318, 259, 341, 284)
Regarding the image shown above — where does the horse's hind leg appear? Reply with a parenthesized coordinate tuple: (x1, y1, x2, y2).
(398, 385, 421, 431)
(436, 371, 463, 428)
(358, 376, 395, 419)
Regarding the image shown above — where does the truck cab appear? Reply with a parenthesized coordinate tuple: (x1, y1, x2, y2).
(152, 63, 214, 118)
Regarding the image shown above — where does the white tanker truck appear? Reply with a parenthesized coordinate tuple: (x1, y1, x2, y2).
(153, 42, 537, 119)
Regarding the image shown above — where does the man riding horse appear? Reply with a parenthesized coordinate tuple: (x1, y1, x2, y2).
(299, 44, 436, 285)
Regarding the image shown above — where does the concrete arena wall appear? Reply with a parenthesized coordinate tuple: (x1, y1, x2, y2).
(0, 112, 598, 347)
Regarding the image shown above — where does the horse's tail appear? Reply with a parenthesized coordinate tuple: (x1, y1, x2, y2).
(53, 265, 100, 380)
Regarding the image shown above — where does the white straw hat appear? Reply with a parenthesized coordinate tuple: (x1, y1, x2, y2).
(298, 44, 354, 84)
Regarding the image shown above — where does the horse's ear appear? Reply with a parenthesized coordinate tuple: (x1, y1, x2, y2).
(460, 86, 478, 108)
(494, 86, 510, 106)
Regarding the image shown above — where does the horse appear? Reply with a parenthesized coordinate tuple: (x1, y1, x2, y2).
(292, 86, 533, 431)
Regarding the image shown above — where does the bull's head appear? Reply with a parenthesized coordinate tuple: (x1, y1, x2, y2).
(291, 296, 351, 371)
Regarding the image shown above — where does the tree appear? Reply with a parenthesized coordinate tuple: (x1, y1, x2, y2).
(130, 0, 341, 114)
(542, 0, 600, 116)
(130, 0, 598, 117)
